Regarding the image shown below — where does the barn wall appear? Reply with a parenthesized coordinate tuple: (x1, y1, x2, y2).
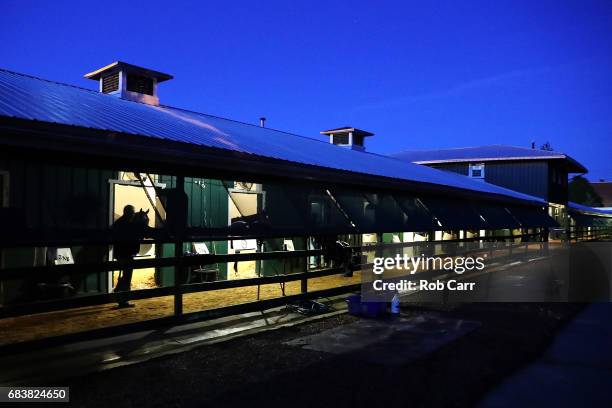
(157, 176, 229, 286)
(0, 157, 116, 303)
(0, 157, 114, 230)
(185, 177, 228, 279)
(431, 161, 550, 200)
(261, 183, 307, 276)
(547, 160, 569, 205)
(484, 161, 549, 200)
(430, 163, 469, 176)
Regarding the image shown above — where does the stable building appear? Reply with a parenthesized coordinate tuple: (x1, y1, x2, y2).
(0, 62, 605, 346)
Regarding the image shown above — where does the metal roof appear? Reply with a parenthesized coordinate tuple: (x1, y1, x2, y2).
(0, 68, 547, 204)
(568, 202, 612, 217)
(391, 145, 587, 173)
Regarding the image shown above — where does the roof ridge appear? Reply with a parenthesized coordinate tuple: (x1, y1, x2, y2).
(394, 144, 565, 154)
(0, 67, 102, 94)
(392, 144, 512, 154)
(487, 143, 566, 154)
(0, 66, 182, 111)
(0, 67, 356, 149)
(0, 67, 338, 146)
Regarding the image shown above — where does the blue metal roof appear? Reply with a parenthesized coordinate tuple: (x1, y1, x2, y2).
(0, 68, 547, 204)
(391, 145, 587, 173)
(569, 202, 612, 216)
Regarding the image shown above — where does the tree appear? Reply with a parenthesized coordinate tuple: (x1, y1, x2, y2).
(569, 175, 604, 206)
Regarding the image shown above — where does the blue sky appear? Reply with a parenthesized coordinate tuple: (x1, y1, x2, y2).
(1, 0, 611, 181)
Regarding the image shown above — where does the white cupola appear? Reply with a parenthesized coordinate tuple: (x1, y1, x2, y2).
(84, 61, 173, 106)
(320, 126, 374, 152)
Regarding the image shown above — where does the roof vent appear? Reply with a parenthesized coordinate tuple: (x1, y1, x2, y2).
(84, 61, 173, 106)
(320, 126, 374, 151)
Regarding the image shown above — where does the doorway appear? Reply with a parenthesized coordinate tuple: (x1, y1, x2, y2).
(109, 174, 165, 291)
(227, 186, 263, 280)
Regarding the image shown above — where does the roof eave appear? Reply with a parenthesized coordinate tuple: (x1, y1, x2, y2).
(414, 155, 588, 173)
(320, 128, 374, 137)
(0, 116, 543, 207)
(84, 61, 173, 82)
(565, 156, 588, 174)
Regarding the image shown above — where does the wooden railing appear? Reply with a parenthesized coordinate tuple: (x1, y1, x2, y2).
(0, 229, 570, 349)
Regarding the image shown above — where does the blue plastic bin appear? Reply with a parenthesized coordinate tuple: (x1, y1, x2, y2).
(362, 301, 386, 318)
(346, 294, 362, 316)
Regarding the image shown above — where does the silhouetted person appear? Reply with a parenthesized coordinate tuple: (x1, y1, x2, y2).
(112, 205, 149, 308)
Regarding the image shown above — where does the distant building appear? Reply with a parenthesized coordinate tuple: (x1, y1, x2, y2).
(391, 145, 588, 226)
(591, 181, 612, 208)
(391, 145, 586, 205)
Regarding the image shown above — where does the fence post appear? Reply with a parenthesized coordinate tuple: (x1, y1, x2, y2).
(301, 239, 308, 295)
(508, 234, 513, 257)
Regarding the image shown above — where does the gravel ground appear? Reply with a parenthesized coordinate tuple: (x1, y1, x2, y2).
(59, 303, 584, 408)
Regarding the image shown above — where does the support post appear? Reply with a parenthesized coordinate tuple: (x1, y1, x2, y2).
(174, 243, 183, 316)
(173, 175, 186, 316)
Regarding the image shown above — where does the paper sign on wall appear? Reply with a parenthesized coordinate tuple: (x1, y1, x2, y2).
(193, 242, 210, 254)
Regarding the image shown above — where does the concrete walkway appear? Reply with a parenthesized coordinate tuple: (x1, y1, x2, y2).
(480, 303, 612, 407)
(0, 297, 347, 385)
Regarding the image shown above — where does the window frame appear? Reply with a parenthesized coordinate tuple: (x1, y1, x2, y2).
(468, 163, 485, 179)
